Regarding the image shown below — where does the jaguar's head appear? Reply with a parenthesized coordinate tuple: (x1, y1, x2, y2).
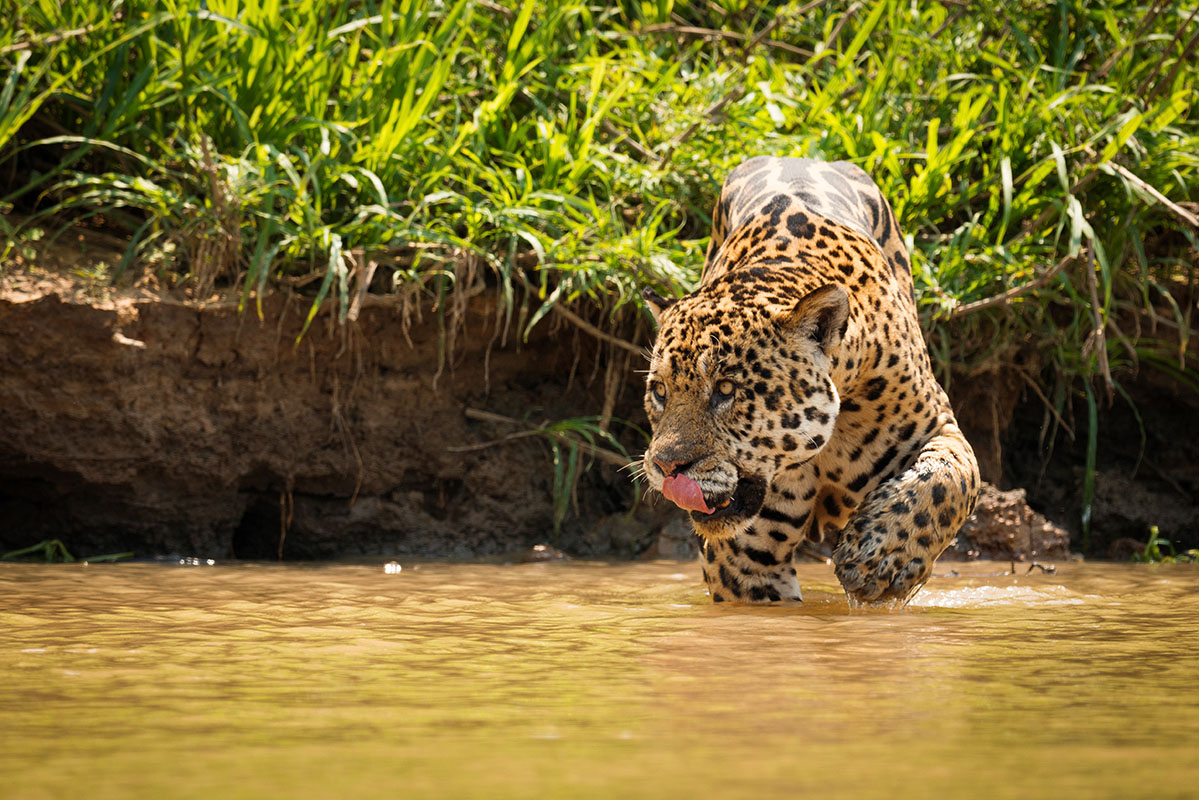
(642, 273, 848, 541)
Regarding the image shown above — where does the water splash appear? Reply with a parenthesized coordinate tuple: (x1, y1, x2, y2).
(911, 584, 1086, 608)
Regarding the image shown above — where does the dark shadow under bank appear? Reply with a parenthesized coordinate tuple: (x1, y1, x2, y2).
(1003, 374, 1199, 557)
(1, 284, 1194, 562)
(951, 364, 1199, 557)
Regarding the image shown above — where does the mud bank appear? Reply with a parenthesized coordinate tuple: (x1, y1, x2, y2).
(0, 278, 655, 560)
(1, 278, 1193, 561)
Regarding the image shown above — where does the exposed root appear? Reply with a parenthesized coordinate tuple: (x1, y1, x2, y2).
(948, 253, 1076, 319)
(453, 407, 629, 468)
(277, 488, 293, 561)
(329, 371, 365, 505)
(1081, 247, 1114, 402)
(189, 136, 241, 298)
(550, 301, 641, 354)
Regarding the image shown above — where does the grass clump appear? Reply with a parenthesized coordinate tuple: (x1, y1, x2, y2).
(1131, 527, 1199, 564)
(3, 1, 1196, 373)
(2, 539, 133, 563)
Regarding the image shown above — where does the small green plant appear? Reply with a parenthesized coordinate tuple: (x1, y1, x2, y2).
(2, 539, 133, 563)
(533, 416, 638, 538)
(454, 408, 645, 539)
(1131, 526, 1199, 564)
(0, 223, 43, 265)
(72, 259, 111, 284)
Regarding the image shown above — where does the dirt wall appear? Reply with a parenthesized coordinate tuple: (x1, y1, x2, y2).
(3, 277, 1193, 563)
(0, 282, 645, 560)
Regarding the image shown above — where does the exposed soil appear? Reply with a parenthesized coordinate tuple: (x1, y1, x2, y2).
(2, 261, 1195, 562)
(0, 266, 662, 560)
(1003, 371, 1199, 556)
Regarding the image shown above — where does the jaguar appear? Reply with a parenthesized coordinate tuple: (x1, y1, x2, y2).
(642, 156, 980, 605)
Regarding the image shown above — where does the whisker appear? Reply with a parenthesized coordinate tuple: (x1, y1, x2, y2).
(620, 451, 651, 480)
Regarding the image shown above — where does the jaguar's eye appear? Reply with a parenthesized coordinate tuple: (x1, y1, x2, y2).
(712, 379, 736, 405)
(649, 381, 667, 404)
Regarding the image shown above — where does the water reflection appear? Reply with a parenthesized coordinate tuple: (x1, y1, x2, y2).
(2, 561, 1197, 799)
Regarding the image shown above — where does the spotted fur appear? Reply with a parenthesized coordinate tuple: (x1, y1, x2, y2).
(643, 157, 979, 605)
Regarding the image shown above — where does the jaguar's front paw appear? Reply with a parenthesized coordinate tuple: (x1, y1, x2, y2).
(832, 526, 935, 606)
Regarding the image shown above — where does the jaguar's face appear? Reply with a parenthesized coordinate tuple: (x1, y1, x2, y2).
(643, 281, 848, 540)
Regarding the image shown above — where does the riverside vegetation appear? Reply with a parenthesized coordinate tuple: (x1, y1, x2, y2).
(1, 0, 1197, 554)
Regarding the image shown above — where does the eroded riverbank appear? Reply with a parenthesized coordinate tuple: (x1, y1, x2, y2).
(2, 271, 1195, 562)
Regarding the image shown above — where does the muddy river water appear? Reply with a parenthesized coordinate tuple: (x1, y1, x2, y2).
(2, 560, 1197, 799)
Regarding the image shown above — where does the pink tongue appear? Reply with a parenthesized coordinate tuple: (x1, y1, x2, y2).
(662, 474, 714, 514)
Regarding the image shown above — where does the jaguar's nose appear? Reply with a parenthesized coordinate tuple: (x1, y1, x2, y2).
(652, 454, 698, 477)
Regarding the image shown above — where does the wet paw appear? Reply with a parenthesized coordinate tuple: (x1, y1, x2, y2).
(832, 529, 934, 605)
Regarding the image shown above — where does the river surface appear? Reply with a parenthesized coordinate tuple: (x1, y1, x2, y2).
(2, 560, 1197, 799)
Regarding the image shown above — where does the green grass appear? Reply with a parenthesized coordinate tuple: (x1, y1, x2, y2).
(1, 539, 133, 563)
(1131, 527, 1199, 563)
(2, 1, 1197, 518)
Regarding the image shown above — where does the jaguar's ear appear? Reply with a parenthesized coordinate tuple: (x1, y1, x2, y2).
(642, 288, 677, 324)
(781, 284, 849, 354)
